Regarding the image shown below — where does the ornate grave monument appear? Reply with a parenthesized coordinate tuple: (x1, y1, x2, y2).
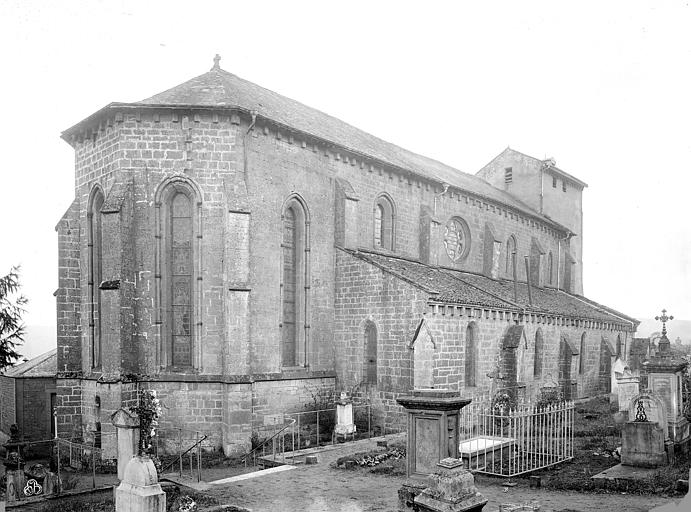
(621, 391, 669, 467)
(642, 310, 690, 445)
(397, 389, 486, 512)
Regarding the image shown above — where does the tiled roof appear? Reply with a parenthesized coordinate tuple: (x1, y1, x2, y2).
(3, 349, 57, 378)
(129, 65, 567, 231)
(346, 249, 637, 327)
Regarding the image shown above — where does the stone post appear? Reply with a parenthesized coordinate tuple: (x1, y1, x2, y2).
(396, 389, 471, 479)
(111, 408, 140, 480)
(115, 456, 166, 512)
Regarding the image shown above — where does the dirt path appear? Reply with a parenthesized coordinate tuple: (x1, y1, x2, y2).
(201, 437, 678, 512)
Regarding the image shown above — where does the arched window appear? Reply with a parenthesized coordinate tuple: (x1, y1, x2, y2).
(533, 328, 544, 378)
(155, 178, 202, 370)
(547, 252, 554, 285)
(88, 186, 104, 368)
(373, 194, 394, 251)
(579, 332, 586, 374)
(505, 235, 517, 277)
(465, 322, 478, 387)
(364, 321, 377, 385)
(281, 196, 310, 367)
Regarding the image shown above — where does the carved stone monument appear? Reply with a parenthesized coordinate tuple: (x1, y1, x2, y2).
(112, 408, 140, 480)
(616, 367, 640, 413)
(642, 313, 689, 445)
(396, 389, 471, 479)
(621, 391, 669, 467)
(413, 458, 487, 512)
(115, 456, 166, 512)
(335, 392, 356, 440)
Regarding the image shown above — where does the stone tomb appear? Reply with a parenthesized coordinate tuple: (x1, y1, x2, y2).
(396, 389, 470, 479)
(621, 391, 669, 468)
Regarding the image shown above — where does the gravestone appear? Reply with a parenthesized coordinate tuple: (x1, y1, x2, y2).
(335, 392, 356, 439)
(114, 456, 166, 512)
(611, 358, 627, 395)
(616, 368, 640, 412)
(643, 347, 689, 445)
(621, 392, 669, 467)
(396, 389, 471, 479)
(111, 408, 140, 480)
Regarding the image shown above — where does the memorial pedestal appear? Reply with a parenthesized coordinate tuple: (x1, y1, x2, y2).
(114, 456, 166, 512)
(396, 389, 471, 480)
(111, 408, 140, 481)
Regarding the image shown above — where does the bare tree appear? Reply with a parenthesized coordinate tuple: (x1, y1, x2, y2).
(0, 266, 26, 371)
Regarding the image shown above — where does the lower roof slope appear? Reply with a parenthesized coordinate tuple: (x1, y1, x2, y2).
(2, 349, 57, 378)
(345, 249, 638, 328)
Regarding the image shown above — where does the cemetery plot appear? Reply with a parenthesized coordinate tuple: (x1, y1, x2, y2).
(458, 396, 575, 477)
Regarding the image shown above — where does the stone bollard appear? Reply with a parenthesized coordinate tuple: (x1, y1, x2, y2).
(114, 456, 166, 512)
(111, 408, 140, 481)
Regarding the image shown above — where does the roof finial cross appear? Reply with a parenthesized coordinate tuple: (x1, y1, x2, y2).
(212, 54, 221, 71)
(655, 308, 674, 337)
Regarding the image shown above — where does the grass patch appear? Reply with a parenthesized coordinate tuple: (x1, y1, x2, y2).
(533, 396, 689, 495)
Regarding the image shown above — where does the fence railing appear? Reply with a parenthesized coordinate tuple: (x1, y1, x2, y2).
(246, 402, 406, 465)
(458, 398, 575, 477)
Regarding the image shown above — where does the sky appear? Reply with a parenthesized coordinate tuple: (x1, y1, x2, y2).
(1, 0, 690, 357)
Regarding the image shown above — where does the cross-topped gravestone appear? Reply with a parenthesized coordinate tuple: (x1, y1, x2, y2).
(655, 309, 674, 355)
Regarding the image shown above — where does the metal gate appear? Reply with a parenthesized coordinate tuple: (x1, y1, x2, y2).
(458, 398, 574, 477)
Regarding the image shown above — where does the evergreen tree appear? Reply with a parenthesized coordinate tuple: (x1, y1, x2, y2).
(0, 266, 26, 371)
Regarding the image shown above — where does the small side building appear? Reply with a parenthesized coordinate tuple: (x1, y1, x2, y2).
(0, 349, 57, 442)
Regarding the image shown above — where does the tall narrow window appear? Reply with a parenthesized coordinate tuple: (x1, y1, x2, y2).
(534, 329, 544, 378)
(282, 206, 298, 366)
(281, 197, 309, 367)
(373, 194, 394, 251)
(88, 187, 104, 368)
(547, 252, 554, 285)
(364, 322, 377, 385)
(579, 333, 586, 374)
(465, 322, 478, 387)
(374, 204, 383, 247)
(156, 178, 201, 370)
(505, 235, 517, 277)
(169, 193, 193, 367)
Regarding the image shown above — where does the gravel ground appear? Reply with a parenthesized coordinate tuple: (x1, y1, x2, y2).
(199, 436, 679, 512)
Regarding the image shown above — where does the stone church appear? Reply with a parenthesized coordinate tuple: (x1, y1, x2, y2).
(55, 57, 638, 454)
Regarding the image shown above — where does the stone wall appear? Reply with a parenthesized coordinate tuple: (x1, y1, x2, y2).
(0, 375, 15, 434)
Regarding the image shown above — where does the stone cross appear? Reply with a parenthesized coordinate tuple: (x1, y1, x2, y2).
(655, 309, 674, 337)
(212, 54, 221, 70)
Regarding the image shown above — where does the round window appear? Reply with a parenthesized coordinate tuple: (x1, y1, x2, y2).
(443, 217, 471, 262)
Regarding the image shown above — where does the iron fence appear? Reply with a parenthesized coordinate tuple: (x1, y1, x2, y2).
(246, 402, 406, 466)
(458, 396, 574, 477)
